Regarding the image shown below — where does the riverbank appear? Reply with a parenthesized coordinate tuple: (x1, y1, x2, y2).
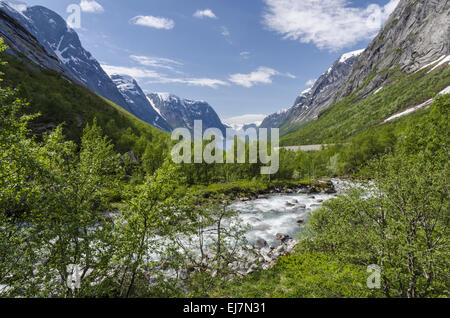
(192, 179, 337, 201)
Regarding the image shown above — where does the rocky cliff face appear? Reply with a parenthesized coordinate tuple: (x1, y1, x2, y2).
(23, 5, 131, 112)
(260, 50, 362, 129)
(259, 109, 288, 129)
(0, 2, 76, 81)
(111, 75, 172, 132)
(0, 1, 132, 114)
(147, 93, 227, 134)
(336, 0, 450, 100)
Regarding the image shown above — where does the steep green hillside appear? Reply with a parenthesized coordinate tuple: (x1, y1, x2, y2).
(281, 65, 450, 146)
(0, 51, 168, 155)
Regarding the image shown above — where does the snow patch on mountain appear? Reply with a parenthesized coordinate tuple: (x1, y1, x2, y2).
(418, 55, 446, 71)
(339, 49, 365, 63)
(110, 74, 172, 132)
(300, 87, 312, 96)
(147, 96, 163, 117)
(223, 114, 267, 131)
(439, 85, 450, 95)
(156, 92, 172, 102)
(147, 93, 227, 134)
(1, 0, 27, 17)
(383, 99, 433, 123)
(427, 55, 450, 73)
(383, 85, 450, 124)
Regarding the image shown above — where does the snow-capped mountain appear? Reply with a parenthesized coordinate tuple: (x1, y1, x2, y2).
(258, 109, 288, 130)
(110, 75, 172, 132)
(0, 1, 76, 81)
(0, 2, 228, 134)
(147, 93, 227, 134)
(260, 49, 363, 129)
(0, 1, 131, 114)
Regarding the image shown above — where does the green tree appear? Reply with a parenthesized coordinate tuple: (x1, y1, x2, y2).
(306, 97, 449, 297)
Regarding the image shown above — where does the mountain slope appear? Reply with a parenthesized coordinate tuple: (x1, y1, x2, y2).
(147, 93, 227, 134)
(110, 74, 172, 132)
(0, 2, 76, 81)
(23, 5, 132, 113)
(0, 1, 133, 114)
(336, 0, 450, 100)
(0, 42, 168, 157)
(280, 59, 450, 146)
(259, 109, 289, 130)
(279, 0, 450, 146)
(260, 49, 363, 130)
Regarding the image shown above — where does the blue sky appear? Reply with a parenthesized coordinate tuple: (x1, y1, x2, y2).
(23, 0, 399, 123)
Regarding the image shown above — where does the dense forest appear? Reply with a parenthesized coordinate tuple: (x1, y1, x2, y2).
(1, 36, 449, 298)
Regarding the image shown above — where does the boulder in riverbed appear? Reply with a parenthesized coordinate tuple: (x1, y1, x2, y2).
(308, 187, 320, 194)
(256, 238, 268, 248)
(276, 245, 285, 254)
(275, 233, 292, 242)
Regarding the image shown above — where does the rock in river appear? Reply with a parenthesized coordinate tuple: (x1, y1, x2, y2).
(275, 233, 292, 242)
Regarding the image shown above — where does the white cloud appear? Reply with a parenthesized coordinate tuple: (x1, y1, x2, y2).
(101, 65, 161, 79)
(223, 114, 267, 130)
(262, 0, 400, 51)
(102, 63, 227, 89)
(229, 67, 294, 88)
(129, 15, 175, 30)
(285, 72, 296, 79)
(240, 51, 250, 59)
(220, 26, 232, 44)
(130, 55, 183, 71)
(229, 67, 278, 88)
(305, 79, 316, 87)
(193, 9, 217, 19)
(147, 77, 229, 89)
(221, 26, 230, 37)
(79, 0, 104, 14)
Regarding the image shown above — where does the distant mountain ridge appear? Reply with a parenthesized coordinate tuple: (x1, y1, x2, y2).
(260, 49, 363, 129)
(0, 1, 228, 135)
(110, 74, 173, 132)
(147, 93, 227, 134)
